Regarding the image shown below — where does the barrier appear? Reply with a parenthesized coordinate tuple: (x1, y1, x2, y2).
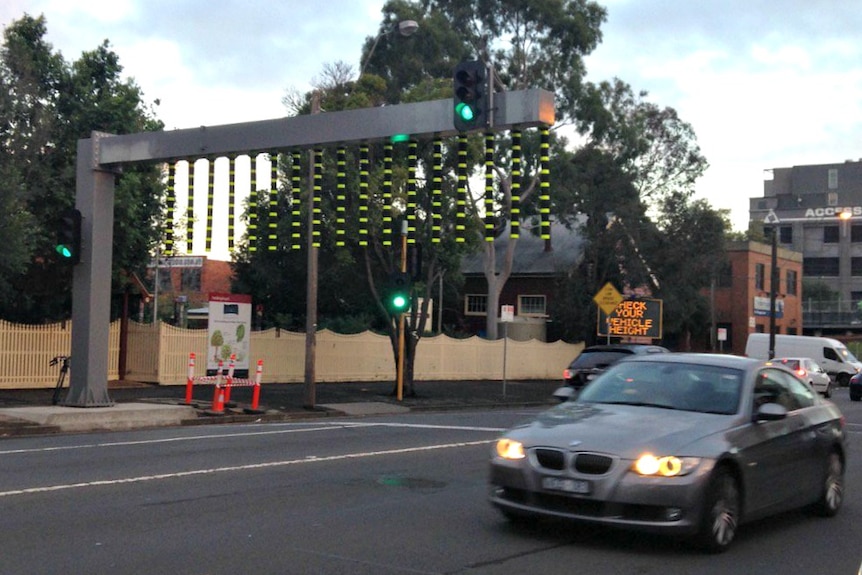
(184, 353, 263, 415)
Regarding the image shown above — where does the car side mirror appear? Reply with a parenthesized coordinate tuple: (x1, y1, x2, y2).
(553, 386, 577, 403)
(755, 402, 788, 422)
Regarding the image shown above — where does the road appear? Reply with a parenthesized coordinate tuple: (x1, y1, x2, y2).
(1, 397, 861, 574)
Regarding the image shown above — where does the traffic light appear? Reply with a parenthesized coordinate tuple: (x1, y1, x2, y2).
(453, 60, 489, 132)
(387, 271, 412, 315)
(55, 208, 82, 264)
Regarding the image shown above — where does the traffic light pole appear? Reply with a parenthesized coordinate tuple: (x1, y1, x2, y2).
(397, 221, 408, 401)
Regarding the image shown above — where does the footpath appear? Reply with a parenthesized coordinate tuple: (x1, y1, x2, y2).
(0, 379, 562, 437)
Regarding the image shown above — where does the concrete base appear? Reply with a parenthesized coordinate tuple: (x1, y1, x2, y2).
(0, 403, 197, 433)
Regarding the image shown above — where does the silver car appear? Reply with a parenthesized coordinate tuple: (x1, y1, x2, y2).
(489, 353, 846, 553)
(769, 357, 832, 397)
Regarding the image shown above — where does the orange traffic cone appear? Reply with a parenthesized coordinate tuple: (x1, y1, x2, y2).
(207, 384, 225, 415)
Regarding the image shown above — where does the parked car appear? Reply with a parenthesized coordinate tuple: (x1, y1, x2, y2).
(768, 357, 832, 397)
(490, 353, 846, 553)
(850, 372, 862, 401)
(562, 344, 669, 390)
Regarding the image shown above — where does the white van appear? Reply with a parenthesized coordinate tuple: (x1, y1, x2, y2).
(745, 333, 862, 386)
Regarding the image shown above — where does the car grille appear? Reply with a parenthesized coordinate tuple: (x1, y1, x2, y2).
(495, 488, 673, 522)
(532, 449, 614, 475)
(573, 453, 613, 475)
(534, 448, 566, 470)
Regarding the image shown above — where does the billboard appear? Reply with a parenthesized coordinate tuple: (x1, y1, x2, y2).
(207, 293, 252, 376)
(597, 298, 663, 339)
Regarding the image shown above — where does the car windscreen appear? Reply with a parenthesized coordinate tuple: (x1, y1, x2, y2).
(577, 360, 743, 414)
(569, 350, 631, 369)
(779, 359, 801, 370)
(838, 345, 860, 364)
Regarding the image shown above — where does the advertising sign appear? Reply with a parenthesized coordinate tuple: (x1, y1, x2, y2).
(753, 296, 784, 318)
(207, 293, 252, 376)
(597, 298, 663, 339)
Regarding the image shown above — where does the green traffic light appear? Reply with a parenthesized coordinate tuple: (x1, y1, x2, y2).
(391, 294, 408, 311)
(56, 244, 73, 259)
(455, 102, 475, 122)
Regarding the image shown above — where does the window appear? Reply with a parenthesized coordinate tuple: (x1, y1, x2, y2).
(518, 295, 547, 316)
(852, 258, 862, 276)
(716, 262, 733, 288)
(755, 263, 765, 290)
(828, 192, 838, 206)
(804, 257, 839, 276)
(754, 369, 815, 413)
(852, 225, 862, 243)
(823, 226, 839, 243)
(157, 270, 174, 292)
(465, 294, 487, 316)
(786, 269, 798, 295)
(828, 168, 838, 190)
(180, 268, 200, 292)
(779, 226, 793, 244)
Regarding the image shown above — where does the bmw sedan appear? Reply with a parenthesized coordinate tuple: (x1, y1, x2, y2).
(489, 354, 846, 553)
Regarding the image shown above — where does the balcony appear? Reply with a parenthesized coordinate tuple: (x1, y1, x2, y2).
(803, 300, 862, 329)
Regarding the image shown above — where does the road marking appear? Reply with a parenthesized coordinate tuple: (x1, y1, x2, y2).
(0, 422, 505, 456)
(0, 424, 373, 455)
(0, 439, 494, 498)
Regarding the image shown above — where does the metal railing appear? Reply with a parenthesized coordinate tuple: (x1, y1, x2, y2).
(802, 299, 862, 328)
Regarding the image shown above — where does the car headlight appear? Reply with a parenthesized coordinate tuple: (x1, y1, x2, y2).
(496, 438, 526, 460)
(632, 453, 701, 477)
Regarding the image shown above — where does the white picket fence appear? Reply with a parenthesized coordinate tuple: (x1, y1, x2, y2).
(0, 320, 582, 389)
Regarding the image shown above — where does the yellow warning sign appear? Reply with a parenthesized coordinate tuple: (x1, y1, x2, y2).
(593, 282, 623, 316)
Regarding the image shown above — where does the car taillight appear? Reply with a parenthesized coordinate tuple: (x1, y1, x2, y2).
(564, 369, 573, 379)
(796, 368, 807, 377)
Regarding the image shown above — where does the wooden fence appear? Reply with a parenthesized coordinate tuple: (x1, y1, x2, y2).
(0, 320, 582, 389)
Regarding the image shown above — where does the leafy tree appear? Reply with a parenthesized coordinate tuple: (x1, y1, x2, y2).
(649, 192, 729, 349)
(0, 14, 164, 323)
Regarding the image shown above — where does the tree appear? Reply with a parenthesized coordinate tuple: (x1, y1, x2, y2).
(0, 15, 164, 323)
(577, 78, 709, 209)
(649, 192, 729, 350)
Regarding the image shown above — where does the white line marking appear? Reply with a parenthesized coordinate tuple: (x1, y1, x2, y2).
(0, 422, 505, 456)
(0, 439, 494, 498)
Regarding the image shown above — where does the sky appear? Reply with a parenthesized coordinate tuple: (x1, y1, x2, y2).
(2, 0, 861, 252)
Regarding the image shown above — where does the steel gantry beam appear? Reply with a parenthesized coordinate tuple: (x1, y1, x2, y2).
(68, 90, 555, 406)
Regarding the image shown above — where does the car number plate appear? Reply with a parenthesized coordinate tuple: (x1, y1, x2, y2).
(541, 476, 591, 495)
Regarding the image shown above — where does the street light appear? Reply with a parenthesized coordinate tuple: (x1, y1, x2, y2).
(764, 210, 780, 358)
(359, 19, 419, 78)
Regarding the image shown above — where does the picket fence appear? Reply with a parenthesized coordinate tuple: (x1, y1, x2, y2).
(0, 320, 582, 389)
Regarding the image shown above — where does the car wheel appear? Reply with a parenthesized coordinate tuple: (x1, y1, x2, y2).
(838, 374, 850, 387)
(824, 383, 832, 398)
(851, 394, 861, 402)
(812, 452, 844, 517)
(694, 467, 739, 553)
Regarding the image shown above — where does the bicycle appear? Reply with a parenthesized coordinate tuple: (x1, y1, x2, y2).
(50, 355, 70, 405)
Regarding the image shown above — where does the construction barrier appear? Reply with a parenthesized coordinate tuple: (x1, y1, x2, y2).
(184, 353, 264, 415)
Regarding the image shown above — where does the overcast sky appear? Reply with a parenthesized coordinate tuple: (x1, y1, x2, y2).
(3, 0, 861, 242)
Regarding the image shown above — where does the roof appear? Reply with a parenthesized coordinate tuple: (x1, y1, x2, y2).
(461, 220, 586, 276)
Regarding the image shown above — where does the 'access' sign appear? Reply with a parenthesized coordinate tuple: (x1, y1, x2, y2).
(597, 298, 663, 339)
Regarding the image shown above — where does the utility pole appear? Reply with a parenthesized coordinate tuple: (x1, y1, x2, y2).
(304, 91, 321, 408)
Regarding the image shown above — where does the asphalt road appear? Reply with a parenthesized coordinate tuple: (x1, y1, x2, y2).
(1, 400, 861, 574)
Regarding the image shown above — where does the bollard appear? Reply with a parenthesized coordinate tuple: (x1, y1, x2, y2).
(184, 353, 196, 405)
(250, 359, 263, 411)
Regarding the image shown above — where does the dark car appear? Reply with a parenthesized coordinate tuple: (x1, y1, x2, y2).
(563, 344, 669, 389)
(850, 372, 862, 401)
(490, 353, 847, 553)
